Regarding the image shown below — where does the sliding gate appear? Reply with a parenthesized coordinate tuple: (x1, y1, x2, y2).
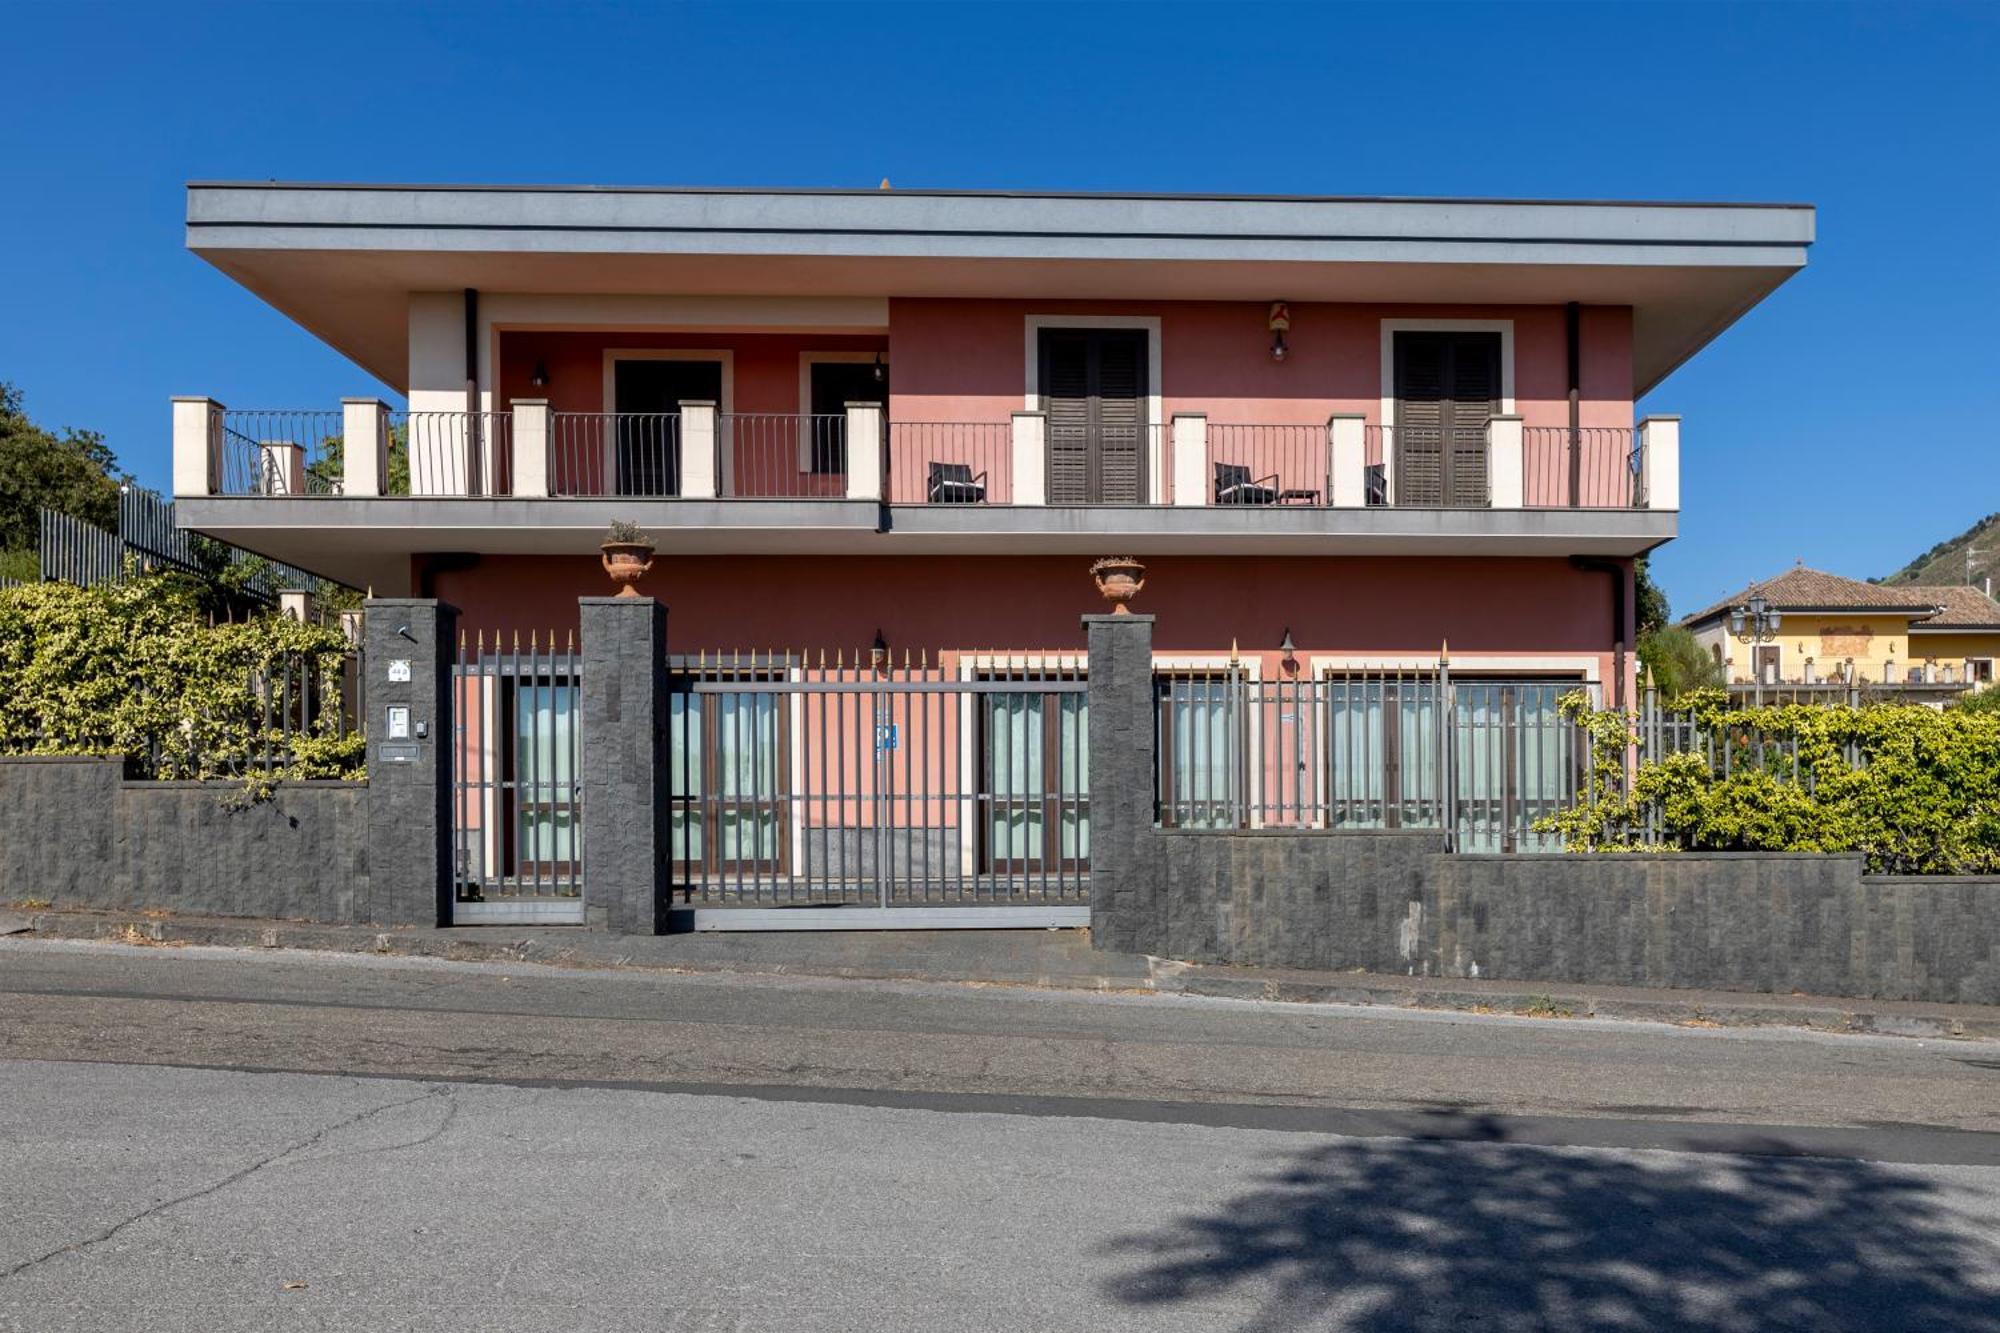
(666, 655, 1091, 929)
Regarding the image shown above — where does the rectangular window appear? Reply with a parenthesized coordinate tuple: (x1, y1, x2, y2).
(667, 674, 786, 877)
(981, 686, 1088, 871)
(1156, 671, 1246, 828)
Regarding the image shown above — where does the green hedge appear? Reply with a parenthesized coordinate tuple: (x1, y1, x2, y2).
(1538, 690, 2000, 874)
(0, 573, 364, 785)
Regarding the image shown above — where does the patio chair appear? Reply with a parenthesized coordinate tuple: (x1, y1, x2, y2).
(1214, 462, 1279, 506)
(1365, 463, 1388, 507)
(927, 461, 987, 504)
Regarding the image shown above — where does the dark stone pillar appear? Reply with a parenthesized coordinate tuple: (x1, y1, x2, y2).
(579, 596, 669, 934)
(1084, 613, 1157, 954)
(363, 598, 457, 927)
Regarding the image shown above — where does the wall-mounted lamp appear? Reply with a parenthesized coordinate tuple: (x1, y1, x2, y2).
(872, 351, 886, 384)
(871, 628, 889, 671)
(529, 361, 549, 389)
(1279, 627, 1299, 676)
(1267, 301, 1291, 362)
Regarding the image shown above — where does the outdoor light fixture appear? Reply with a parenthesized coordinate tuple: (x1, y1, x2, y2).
(871, 629, 889, 671)
(1729, 592, 1783, 702)
(1267, 302, 1291, 362)
(871, 352, 886, 384)
(1279, 627, 1299, 676)
(529, 361, 549, 388)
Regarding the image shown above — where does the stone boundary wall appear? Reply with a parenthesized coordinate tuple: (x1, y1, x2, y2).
(1086, 612, 2000, 1006)
(0, 757, 368, 924)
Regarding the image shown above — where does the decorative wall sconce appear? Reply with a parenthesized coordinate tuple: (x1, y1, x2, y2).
(1268, 302, 1291, 362)
(872, 351, 886, 384)
(1279, 627, 1299, 676)
(871, 628, 889, 672)
(529, 361, 549, 388)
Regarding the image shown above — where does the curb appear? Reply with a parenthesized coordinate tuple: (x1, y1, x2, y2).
(11, 909, 1997, 1042)
(1160, 972, 2000, 1041)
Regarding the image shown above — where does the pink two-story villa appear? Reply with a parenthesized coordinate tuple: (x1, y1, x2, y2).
(170, 184, 1811, 911)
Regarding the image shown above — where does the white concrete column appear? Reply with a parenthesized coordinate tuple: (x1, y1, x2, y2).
(261, 442, 307, 495)
(844, 401, 885, 501)
(1328, 414, 1367, 508)
(511, 399, 551, 499)
(1487, 415, 1524, 509)
(680, 401, 719, 499)
(1169, 413, 1207, 507)
(278, 589, 313, 623)
(171, 396, 223, 496)
(341, 398, 389, 497)
(1011, 411, 1047, 507)
(1639, 415, 1681, 511)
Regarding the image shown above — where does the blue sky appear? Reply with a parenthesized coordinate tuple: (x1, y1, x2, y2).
(3, 1, 1995, 614)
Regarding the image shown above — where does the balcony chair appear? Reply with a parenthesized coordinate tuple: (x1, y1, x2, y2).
(927, 461, 987, 504)
(1213, 462, 1279, 506)
(1365, 464, 1388, 507)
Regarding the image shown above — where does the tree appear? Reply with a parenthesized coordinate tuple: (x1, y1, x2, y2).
(1634, 554, 1670, 635)
(1638, 624, 1723, 699)
(0, 382, 125, 554)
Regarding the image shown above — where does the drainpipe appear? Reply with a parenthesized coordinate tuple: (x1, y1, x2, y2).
(1565, 301, 1581, 508)
(464, 288, 482, 494)
(1570, 555, 1628, 709)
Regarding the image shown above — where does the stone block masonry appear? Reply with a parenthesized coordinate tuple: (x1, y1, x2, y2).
(0, 757, 366, 922)
(1084, 609, 2000, 1006)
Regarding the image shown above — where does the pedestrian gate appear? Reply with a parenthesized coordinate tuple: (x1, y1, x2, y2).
(452, 632, 584, 924)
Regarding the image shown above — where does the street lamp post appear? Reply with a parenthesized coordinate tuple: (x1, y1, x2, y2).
(1730, 594, 1783, 707)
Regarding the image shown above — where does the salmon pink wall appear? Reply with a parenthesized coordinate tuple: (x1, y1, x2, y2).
(885, 298, 1634, 429)
(498, 330, 887, 414)
(424, 552, 1629, 684)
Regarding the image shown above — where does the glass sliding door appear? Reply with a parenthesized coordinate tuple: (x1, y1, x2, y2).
(511, 679, 579, 879)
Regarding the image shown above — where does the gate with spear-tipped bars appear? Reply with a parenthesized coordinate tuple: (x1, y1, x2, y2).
(451, 628, 584, 924)
(663, 648, 1091, 929)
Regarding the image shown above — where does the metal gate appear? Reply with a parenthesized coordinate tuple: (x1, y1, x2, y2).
(666, 652, 1090, 930)
(451, 631, 585, 924)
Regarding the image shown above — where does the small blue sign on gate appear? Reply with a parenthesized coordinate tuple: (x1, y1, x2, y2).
(875, 723, 899, 752)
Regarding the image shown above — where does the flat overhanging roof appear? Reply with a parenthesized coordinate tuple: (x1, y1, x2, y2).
(187, 182, 1814, 394)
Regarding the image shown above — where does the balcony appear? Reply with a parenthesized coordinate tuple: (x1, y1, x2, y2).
(173, 397, 1678, 584)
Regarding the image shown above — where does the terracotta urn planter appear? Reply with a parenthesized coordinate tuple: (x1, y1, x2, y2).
(1089, 557, 1146, 614)
(600, 539, 655, 598)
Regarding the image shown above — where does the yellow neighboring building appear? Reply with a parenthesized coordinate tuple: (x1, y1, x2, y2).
(1684, 565, 2000, 693)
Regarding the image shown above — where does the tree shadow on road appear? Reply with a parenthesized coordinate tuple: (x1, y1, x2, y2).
(1101, 1114, 2000, 1332)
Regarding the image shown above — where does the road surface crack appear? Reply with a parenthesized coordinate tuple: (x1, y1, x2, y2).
(0, 1084, 449, 1283)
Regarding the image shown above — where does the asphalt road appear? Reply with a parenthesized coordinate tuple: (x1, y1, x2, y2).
(4, 940, 2000, 1331)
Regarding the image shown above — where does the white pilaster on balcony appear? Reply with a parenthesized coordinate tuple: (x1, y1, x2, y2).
(1327, 414, 1367, 507)
(510, 399, 551, 499)
(341, 397, 390, 497)
(171, 396, 223, 497)
(1170, 413, 1207, 507)
(1639, 415, 1681, 511)
(262, 441, 307, 495)
(1487, 415, 1524, 509)
(680, 401, 719, 499)
(1011, 411, 1047, 507)
(844, 401, 885, 502)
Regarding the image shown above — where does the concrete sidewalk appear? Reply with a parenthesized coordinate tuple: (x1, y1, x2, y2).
(6, 904, 1998, 1041)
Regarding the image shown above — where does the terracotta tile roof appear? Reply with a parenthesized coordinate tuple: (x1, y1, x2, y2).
(1682, 566, 1942, 627)
(1903, 584, 2000, 629)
